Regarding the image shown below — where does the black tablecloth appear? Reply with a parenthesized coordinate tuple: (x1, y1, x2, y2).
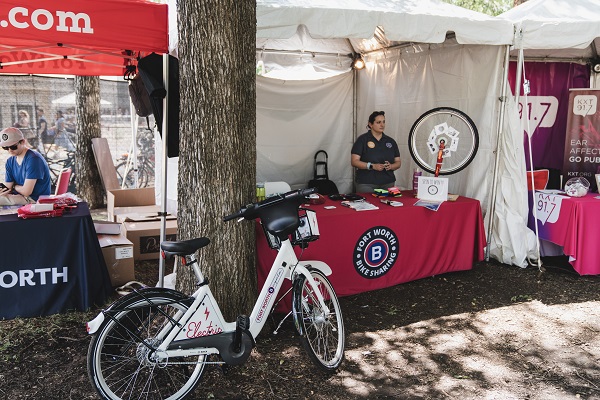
(0, 203, 113, 319)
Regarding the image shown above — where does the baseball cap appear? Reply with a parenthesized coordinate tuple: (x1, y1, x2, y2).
(0, 127, 24, 147)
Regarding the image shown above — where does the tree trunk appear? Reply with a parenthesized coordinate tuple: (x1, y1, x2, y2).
(176, 1, 257, 319)
(74, 76, 104, 208)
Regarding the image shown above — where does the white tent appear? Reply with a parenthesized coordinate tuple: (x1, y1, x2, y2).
(163, 0, 538, 267)
(499, 0, 600, 62)
(499, 0, 600, 93)
(492, 0, 600, 265)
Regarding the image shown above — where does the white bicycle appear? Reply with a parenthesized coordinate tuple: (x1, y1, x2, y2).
(86, 188, 345, 400)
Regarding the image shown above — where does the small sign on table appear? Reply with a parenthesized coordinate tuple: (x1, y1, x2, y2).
(417, 176, 448, 202)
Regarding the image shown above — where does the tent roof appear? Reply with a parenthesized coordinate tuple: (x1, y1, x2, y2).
(499, 0, 600, 60)
(0, 0, 168, 76)
(256, 0, 514, 52)
(168, 0, 514, 58)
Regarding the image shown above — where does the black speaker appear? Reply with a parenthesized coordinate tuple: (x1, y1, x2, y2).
(137, 53, 179, 158)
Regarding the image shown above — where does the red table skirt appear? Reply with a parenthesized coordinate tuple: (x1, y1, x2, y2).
(528, 192, 600, 275)
(256, 191, 486, 302)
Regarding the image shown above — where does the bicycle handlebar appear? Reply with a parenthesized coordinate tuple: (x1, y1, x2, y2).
(222, 204, 253, 222)
(223, 187, 317, 222)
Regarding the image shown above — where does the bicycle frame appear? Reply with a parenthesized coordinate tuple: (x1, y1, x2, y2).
(88, 238, 332, 362)
(86, 189, 344, 399)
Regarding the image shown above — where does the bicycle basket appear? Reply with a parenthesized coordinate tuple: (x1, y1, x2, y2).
(262, 208, 320, 249)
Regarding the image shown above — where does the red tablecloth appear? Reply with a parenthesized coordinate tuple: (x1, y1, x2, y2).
(256, 191, 486, 300)
(528, 192, 600, 275)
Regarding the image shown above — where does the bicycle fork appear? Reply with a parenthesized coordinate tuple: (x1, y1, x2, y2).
(252, 240, 333, 336)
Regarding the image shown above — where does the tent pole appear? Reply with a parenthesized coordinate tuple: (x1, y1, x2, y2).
(128, 98, 139, 188)
(352, 66, 358, 191)
(513, 36, 523, 103)
(520, 55, 543, 271)
(157, 54, 169, 288)
(486, 45, 511, 261)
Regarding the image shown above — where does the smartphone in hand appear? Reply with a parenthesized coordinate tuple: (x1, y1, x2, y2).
(0, 183, 8, 190)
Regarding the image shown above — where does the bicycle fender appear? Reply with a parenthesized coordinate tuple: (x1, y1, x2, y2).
(298, 260, 332, 276)
(86, 288, 193, 335)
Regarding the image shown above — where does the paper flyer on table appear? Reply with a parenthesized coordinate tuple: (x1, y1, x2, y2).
(414, 199, 443, 211)
(341, 200, 379, 211)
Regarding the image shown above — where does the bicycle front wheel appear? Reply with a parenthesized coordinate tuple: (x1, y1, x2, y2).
(293, 270, 345, 372)
(408, 107, 479, 175)
(115, 161, 136, 189)
(88, 292, 206, 400)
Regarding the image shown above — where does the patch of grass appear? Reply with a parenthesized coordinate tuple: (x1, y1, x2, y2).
(385, 306, 399, 316)
(510, 294, 533, 303)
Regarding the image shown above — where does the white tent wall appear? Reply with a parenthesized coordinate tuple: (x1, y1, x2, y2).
(256, 73, 354, 192)
(358, 43, 504, 206)
(488, 96, 538, 266)
(155, 72, 355, 212)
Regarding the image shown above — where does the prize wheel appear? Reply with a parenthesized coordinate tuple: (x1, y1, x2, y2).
(408, 107, 479, 175)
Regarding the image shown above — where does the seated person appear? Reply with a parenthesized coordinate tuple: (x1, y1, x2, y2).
(0, 127, 51, 205)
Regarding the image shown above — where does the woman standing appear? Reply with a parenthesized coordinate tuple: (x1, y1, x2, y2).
(13, 110, 30, 129)
(13, 109, 38, 148)
(351, 111, 401, 193)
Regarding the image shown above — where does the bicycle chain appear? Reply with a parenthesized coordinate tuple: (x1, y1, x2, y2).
(159, 361, 224, 366)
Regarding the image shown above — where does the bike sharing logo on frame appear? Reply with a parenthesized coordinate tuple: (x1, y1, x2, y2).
(353, 226, 398, 279)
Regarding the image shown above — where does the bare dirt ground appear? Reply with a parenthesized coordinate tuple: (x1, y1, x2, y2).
(1, 256, 599, 400)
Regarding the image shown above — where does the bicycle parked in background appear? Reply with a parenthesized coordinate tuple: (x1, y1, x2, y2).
(86, 188, 345, 400)
(115, 128, 155, 188)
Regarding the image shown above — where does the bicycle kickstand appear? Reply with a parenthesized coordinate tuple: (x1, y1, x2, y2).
(272, 310, 293, 335)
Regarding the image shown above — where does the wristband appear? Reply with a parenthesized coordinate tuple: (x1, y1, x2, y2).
(366, 162, 372, 170)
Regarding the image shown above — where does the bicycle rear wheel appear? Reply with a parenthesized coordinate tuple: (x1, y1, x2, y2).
(88, 292, 206, 400)
(408, 107, 479, 175)
(115, 161, 149, 189)
(293, 270, 345, 372)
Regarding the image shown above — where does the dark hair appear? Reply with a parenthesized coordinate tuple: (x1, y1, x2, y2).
(367, 111, 385, 127)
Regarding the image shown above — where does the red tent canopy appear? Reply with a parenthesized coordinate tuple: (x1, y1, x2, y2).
(0, 0, 168, 76)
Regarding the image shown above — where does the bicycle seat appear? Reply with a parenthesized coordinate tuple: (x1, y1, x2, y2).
(260, 202, 301, 239)
(161, 237, 210, 257)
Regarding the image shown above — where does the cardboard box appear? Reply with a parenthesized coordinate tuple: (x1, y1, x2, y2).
(98, 233, 135, 287)
(107, 187, 157, 222)
(111, 205, 162, 222)
(121, 219, 178, 261)
(116, 212, 176, 223)
(94, 221, 121, 235)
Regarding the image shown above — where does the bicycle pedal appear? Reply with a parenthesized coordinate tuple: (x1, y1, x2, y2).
(232, 315, 250, 354)
(236, 314, 250, 331)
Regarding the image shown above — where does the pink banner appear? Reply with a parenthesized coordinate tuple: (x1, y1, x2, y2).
(562, 89, 600, 192)
(508, 62, 590, 171)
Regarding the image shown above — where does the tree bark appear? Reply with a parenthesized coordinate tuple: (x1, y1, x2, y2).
(74, 76, 104, 208)
(176, 1, 257, 319)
